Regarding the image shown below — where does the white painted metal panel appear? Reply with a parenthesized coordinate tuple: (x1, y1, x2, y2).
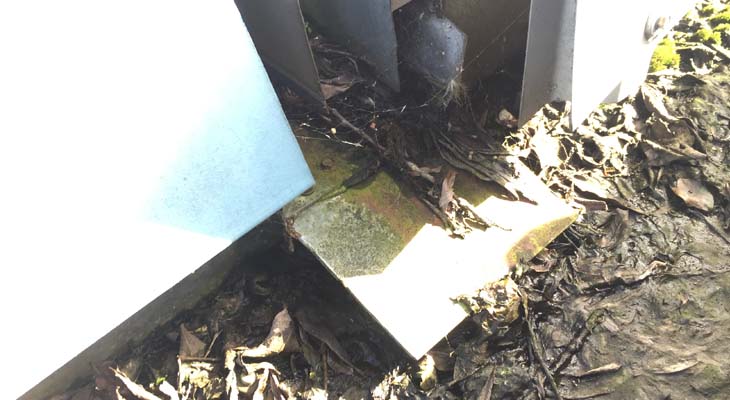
(0, 1, 313, 398)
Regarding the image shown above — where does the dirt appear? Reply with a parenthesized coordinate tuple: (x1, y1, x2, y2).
(54, 1, 730, 399)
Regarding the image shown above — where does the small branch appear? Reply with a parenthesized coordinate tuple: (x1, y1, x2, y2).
(519, 289, 563, 400)
(478, 365, 497, 400)
(405, 161, 436, 183)
(329, 107, 385, 154)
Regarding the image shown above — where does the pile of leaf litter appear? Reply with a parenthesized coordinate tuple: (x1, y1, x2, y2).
(56, 1, 730, 399)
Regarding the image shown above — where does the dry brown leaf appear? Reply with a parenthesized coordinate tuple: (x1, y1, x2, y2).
(439, 170, 457, 212)
(530, 124, 562, 172)
(417, 355, 437, 390)
(496, 108, 518, 128)
(179, 324, 206, 358)
(321, 83, 351, 99)
(236, 308, 299, 358)
(112, 368, 163, 400)
(294, 307, 360, 374)
(650, 360, 699, 375)
(640, 85, 677, 122)
(158, 380, 179, 400)
(671, 178, 715, 211)
(570, 363, 622, 378)
(320, 74, 359, 99)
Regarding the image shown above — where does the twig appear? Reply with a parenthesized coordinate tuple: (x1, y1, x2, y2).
(205, 330, 222, 358)
(323, 349, 329, 393)
(478, 365, 497, 400)
(329, 107, 385, 154)
(421, 198, 459, 236)
(405, 160, 436, 183)
(519, 289, 563, 400)
(179, 356, 221, 363)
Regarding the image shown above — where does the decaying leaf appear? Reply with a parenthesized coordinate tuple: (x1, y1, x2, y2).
(294, 307, 360, 374)
(597, 209, 630, 250)
(417, 354, 437, 391)
(530, 124, 563, 172)
(439, 170, 457, 212)
(236, 308, 299, 358)
(457, 276, 522, 332)
(640, 85, 678, 122)
(241, 362, 288, 400)
(427, 346, 455, 372)
(649, 360, 699, 375)
(496, 108, 518, 129)
(671, 178, 715, 211)
(158, 380, 180, 400)
(179, 324, 207, 358)
(320, 74, 360, 99)
(112, 368, 163, 400)
(568, 363, 622, 378)
(179, 360, 224, 399)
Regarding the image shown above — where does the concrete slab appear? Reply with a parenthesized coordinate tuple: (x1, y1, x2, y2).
(285, 135, 578, 358)
(0, 1, 313, 398)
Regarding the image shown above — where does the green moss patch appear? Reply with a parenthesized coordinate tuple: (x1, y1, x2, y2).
(650, 38, 681, 72)
(694, 27, 722, 44)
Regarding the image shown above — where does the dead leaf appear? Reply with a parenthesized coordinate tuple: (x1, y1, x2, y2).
(294, 307, 360, 374)
(224, 349, 239, 400)
(179, 360, 223, 398)
(530, 124, 562, 172)
(237, 362, 288, 400)
(477, 366, 496, 400)
(427, 347, 455, 372)
(620, 102, 639, 132)
(158, 381, 179, 400)
(640, 85, 678, 122)
(671, 178, 715, 211)
(320, 74, 359, 99)
(112, 368, 163, 400)
(650, 360, 699, 375)
(597, 209, 630, 250)
(496, 108, 518, 129)
(236, 308, 299, 358)
(569, 363, 622, 378)
(321, 83, 351, 99)
(179, 324, 206, 358)
(439, 170, 457, 212)
(417, 355, 437, 390)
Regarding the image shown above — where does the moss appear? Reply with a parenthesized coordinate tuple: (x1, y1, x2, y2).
(694, 27, 722, 44)
(650, 38, 681, 72)
(714, 23, 730, 33)
(709, 9, 730, 26)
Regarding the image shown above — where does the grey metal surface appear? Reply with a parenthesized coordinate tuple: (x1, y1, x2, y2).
(395, 1, 467, 86)
(235, 0, 323, 101)
(519, 0, 695, 128)
(518, 0, 577, 127)
(396, 0, 529, 88)
(300, 0, 401, 91)
(442, 0, 530, 83)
